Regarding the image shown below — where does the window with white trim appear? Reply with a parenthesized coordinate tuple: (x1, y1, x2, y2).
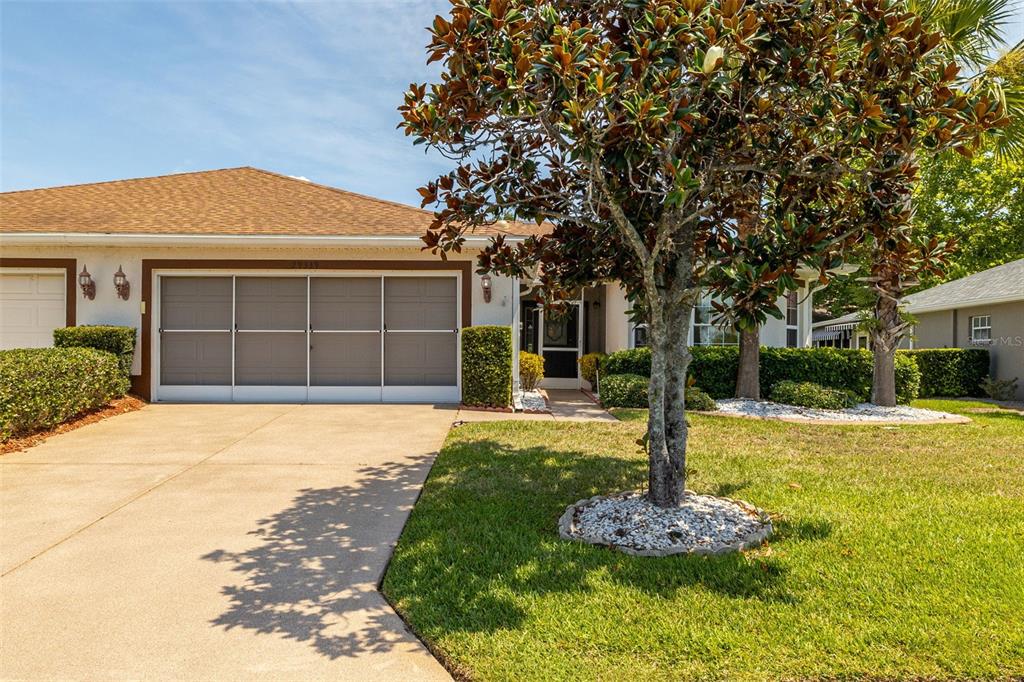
(631, 323, 649, 348)
(692, 298, 738, 346)
(785, 291, 799, 347)
(969, 315, 992, 344)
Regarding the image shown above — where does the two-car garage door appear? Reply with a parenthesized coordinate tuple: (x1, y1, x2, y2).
(157, 275, 459, 403)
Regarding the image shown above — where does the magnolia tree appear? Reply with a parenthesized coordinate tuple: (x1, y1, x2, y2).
(399, 0, 966, 506)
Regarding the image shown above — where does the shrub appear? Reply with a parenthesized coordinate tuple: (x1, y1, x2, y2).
(601, 345, 920, 404)
(54, 325, 136, 377)
(599, 373, 649, 408)
(1, 347, 129, 441)
(519, 351, 544, 391)
(771, 380, 858, 410)
(900, 348, 989, 397)
(980, 376, 1019, 401)
(894, 353, 922, 405)
(461, 326, 512, 407)
(578, 352, 604, 388)
(685, 386, 717, 411)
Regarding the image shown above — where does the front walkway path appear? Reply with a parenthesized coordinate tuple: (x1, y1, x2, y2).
(1, 404, 454, 681)
(455, 389, 618, 423)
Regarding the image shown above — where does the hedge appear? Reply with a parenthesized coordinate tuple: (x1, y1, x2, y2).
(1, 347, 129, 441)
(901, 348, 989, 397)
(54, 325, 136, 378)
(771, 380, 858, 410)
(599, 373, 718, 411)
(461, 326, 512, 407)
(601, 346, 921, 404)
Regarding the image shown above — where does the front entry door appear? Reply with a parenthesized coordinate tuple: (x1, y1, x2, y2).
(540, 303, 581, 388)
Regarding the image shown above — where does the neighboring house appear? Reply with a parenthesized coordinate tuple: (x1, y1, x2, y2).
(0, 167, 815, 401)
(904, 258, 1024, 399)
(812, 311, 872, 350)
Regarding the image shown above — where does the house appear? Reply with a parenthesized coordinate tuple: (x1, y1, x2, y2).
(812, 311, 871, 350)
(904, 258, 1024, 399)
(0, 167, 815, 401)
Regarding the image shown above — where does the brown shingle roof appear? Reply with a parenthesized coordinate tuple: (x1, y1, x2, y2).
(0, 167, 548, 239)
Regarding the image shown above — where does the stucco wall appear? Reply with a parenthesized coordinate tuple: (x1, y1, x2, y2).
(914, 301, 1024, 399)
(0, 243, 516, 377)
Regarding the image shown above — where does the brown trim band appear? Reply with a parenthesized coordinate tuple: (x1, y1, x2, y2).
(0, 258, 77, 328)
(139, 258, 473, 400)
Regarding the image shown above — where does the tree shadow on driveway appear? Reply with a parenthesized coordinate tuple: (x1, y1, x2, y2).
(200, 455, 435, 661)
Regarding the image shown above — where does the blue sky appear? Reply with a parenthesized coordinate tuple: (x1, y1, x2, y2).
(2, 0, 1023, 206)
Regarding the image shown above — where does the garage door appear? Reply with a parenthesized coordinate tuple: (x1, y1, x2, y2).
(157, 274, 459, 403)
(0, 272, 66, 349)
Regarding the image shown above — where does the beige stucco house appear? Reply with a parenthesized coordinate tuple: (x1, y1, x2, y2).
(904, 258, 1024, 399)
(0, 167, 815, 402)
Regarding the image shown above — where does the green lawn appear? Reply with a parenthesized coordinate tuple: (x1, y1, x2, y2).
(382, 400, 1024, 680)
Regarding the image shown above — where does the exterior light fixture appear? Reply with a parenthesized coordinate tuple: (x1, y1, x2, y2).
(113, 265, 130, 300)
(78, 266, 96, 300)
(480, 274, 493, 303)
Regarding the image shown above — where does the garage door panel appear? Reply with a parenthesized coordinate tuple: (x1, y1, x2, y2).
(235, 332, 307, 386)
(385, 277, 457, 331)
(160, 333, 231, 386)
(160, 277, 232, 330)
(236, 278, 306, 331)
(310, 278, 380, 331)
(385, 333, 457, 386)
(0, 273, 66, 349)
(309, 333, 381, 386)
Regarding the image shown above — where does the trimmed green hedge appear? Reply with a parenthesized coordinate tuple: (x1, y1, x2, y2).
(54, 325, 136, 377)
(599, 374, 649, 408)
(461, 326, 512, 407)
(1, 347, 129, 441)
(601, 346, 921, 404)
(771, 380, 857, 410)
(519, 351, 544, 391)
(902, 348, 989, 397)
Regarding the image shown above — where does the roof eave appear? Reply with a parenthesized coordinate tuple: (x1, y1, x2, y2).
(0, 232, 527, 248)
(905, 294, 1024, 315)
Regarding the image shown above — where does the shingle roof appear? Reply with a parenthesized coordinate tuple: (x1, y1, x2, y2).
(904, 258, 1024, 312)
(0, 167, 548, 239)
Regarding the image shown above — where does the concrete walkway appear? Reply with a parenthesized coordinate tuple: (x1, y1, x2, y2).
(1, 404, 454, 681)
(455, 389, 618, 423)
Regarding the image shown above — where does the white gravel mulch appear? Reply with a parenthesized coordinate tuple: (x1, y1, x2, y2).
(515, 389, 549, 413)
(713, 399, 969, 424)
(559, 491, 772, 557)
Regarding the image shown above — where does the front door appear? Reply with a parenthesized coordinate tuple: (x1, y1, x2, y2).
(540, 303, 580, 388)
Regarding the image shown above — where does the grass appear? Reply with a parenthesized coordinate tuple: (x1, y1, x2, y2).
(382, 400, 1024, 680)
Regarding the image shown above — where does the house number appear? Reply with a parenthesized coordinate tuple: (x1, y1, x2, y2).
(292, 260, 319, 269)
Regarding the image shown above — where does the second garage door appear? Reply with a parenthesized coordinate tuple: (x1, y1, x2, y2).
(157, 274, 459, 403)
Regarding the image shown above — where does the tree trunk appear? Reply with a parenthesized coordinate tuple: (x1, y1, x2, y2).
(872, 345, 896, 406)
(736, 326, 760, 399)
(870, 293, 901, 406)
(646, 300, 693, 508)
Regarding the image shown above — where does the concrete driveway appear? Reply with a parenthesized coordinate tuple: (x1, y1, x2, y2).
(1, 403, 455, 681)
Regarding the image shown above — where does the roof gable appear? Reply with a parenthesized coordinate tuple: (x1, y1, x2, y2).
(0, 167, 546, 239)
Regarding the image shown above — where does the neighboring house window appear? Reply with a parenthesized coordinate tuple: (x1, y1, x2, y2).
(632, 323, 649, 348)
(692, 300, 738, 346)
(970, 315, 992, 344)
(785, 291, 799, 347)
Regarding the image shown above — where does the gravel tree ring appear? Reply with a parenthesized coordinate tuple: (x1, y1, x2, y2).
(558, 490, 773, 557)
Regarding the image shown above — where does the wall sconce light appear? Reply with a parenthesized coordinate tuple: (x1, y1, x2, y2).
(480, 274, 493, 303)
(78, 266, 96, 300)
(113, 265, 130, 300)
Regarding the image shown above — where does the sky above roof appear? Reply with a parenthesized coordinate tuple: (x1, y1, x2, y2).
(2, 0, 1023, 206)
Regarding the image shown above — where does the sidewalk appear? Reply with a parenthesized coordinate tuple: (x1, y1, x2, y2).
(455, 389, 618, 423)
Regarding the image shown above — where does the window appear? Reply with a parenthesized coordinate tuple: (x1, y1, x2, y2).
(632, 323, 649, 348)
(970, 315, 992, 344)
(785, 291, 799, 347)
(692, 301, 738, 346)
